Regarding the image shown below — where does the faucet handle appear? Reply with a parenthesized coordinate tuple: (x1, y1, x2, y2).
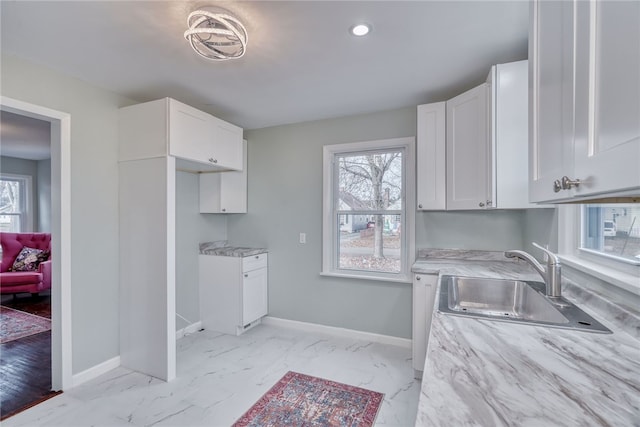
(532, 242, 559, 265)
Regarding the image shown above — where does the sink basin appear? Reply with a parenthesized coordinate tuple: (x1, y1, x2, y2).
(438, 275, 611, 333)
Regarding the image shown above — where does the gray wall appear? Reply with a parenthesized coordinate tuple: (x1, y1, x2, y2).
(1, 54, 135, 373)
(175, 171, 227, 331)
(227, 108, 536, 339)
(37, 159, 51, 232)
(523, 208, 558, 257)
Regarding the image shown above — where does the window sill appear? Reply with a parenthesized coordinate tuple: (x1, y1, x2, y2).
(557, 254, 640, 296)
(319, 271, 411, 284)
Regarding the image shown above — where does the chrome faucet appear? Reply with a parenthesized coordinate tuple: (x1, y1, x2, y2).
(504, 242, 562, 298)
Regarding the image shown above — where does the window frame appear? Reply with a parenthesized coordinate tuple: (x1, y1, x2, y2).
(0, 173, 33, 233)
(558, 205, 640, 295)
(321, 137, 415, 283)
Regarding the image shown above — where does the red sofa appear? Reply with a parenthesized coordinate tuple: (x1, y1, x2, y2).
(0, 232, 52, 295)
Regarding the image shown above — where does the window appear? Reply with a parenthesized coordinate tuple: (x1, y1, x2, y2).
(558, 204, 639, 296)
(580, 204, 640, 265)
(322, 137, 415, 282)
(0, 174, 32, 232)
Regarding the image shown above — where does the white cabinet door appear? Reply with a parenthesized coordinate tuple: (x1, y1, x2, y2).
(168, 99, 213, 165)
(530, 0, 640, 202)
(572, 0, 640, 197)
(242, 267, 268, 327)
(446, 84, 490, 210)
(211, 116, 243, 171)
(412, 273, 438, 378)
(416, 102, 446, 210)
(200, 140, 247, 213)
(529, 0, 576, 202)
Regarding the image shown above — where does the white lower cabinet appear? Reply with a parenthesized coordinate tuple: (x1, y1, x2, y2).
(199, 253, 268, 335)
(412, 273, 438, 379)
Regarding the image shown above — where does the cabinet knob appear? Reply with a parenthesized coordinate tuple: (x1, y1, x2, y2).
(221, 208, 226, 212)
(255, 256, 259, 259)
(486, 200, 492, 207)
(561, 176, 580, 190)
(244, 274, 248, 278)
(479, 202, 485, 207)
(208, 158, 218, 164)
(553, 179, 563, 193)
(416, 276, 421, 281)
(418, 204, 423, 209)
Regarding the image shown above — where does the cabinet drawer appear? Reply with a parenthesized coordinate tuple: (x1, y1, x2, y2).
(242, 253, 268, 272)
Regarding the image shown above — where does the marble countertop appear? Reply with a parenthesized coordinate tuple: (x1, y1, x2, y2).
(199, 241, 267, 257)
(412, 250, 640, 426)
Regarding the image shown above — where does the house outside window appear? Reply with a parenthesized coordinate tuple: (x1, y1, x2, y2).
(558, 204, 640, 297)
(0, 174, 32, 233)
(322, 137, 415, 283)
(580, 204, 640, 265)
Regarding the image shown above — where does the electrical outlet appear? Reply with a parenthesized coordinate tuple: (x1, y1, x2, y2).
(299, 233, 306, 244)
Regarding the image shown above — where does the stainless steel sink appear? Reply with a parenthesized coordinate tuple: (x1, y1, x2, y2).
(438, 275, 611, 333)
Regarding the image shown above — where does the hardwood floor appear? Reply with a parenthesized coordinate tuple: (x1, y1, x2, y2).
(0, 293, 57, 421)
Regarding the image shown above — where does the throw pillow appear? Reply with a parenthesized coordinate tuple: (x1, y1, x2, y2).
(9, 247, 51, 272)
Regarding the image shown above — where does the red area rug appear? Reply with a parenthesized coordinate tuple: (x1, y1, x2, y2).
(233, 371, 384, 427)
(0, 306, 51, 344)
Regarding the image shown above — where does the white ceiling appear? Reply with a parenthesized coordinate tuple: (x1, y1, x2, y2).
(0, 1, 529, 131)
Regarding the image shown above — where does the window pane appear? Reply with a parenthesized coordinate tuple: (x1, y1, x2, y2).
(0, 179, 22, 213)
(338, 214, 402, 274)
(338, 150, 402, 211)
(0, 214, 21, 232)
(581, 204, 640, 264)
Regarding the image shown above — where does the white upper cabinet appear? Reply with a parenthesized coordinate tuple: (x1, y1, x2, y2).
(446, 83, 490, 210)
(416, 102, 446, 210)
(119, 98, 243, 172)
(490, 60, 542, 209)
(530, 0, 640, 203)
(200, 140, 248, 213)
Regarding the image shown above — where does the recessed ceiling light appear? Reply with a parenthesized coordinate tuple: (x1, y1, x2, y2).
(350, 23, 371, 37)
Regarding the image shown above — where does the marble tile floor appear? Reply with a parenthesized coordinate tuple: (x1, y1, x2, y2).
(4, 324, 420, 426)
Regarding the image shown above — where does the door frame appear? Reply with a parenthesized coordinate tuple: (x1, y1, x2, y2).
(1, 96, 73, 390)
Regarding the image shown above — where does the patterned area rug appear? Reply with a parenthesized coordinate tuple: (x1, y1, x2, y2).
(233, 371, 384, 427)
(0, 306, 51, 344)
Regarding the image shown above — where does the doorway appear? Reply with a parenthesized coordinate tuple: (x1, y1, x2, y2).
(0, 97, 72, 403)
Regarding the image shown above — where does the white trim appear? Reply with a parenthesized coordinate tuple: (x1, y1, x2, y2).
(319, 271, 411, 284)
(262, 316, 412, 349)
(176, 321, 203, 340)
(321, 137, 416, 281)
(72, 356, 121, 388)
(1, 96, 73, 391)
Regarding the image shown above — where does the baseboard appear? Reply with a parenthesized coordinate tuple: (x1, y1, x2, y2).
(72, 356, 120, 387)
(262, 316, 411, 349)
(176, 321, 203, 340)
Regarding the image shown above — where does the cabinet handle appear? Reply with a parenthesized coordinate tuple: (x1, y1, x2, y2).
(561, 176, 580, 190)
(416, 276, 421, 281)
(553, 179, 563, 193)
(479, 202, 485, 207)
(418, 204, 423, 209)
(208, 158, 218, 164)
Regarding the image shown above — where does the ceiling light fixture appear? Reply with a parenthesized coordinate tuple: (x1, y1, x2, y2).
(184, 8, 248, 61)
(350, 23, 371, 37)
